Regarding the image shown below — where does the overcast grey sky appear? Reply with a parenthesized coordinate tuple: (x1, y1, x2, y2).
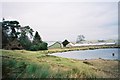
(1, 1, 118, 41)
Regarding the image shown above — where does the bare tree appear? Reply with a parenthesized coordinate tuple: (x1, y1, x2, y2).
(76, 35, 85, 43)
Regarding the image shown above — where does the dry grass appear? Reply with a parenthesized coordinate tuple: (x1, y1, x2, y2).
(82, 59, 119, 78)
(1, 47, 119, 79)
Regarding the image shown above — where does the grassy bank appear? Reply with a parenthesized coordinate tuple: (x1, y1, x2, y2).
(2, 50, 97, 79)
(1, 46, 119, 79)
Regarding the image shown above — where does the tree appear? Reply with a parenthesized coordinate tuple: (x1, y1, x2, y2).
(30, 31, 48, 51)
(2, 19, 48, 50)
(33, 31, 42, 44)
(62, 39, 70, 47)
(2, 20, 20, 39)
(2, 19, 34, 50)
(98, 40, 105, 42)
(7, 21, 20, 39)
(19, 26, 34, 50)
(19, 35, 31, 50)
(76, 35, 85, 43)
(20, 26, 34, 39)
(2, 20, 21, 48)
(2, 30, 8, 48)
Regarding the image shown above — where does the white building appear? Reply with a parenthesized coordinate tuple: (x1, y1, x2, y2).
(66, 43, 75, 47)
(66, 42, 116, 47)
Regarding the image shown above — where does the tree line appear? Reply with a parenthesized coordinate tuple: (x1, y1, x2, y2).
(2, 19, 48, 51)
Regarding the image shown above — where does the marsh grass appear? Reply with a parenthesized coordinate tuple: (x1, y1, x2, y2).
(2, 50, 97, 78)
(1, 46, 119, 79)
(2, 58, 95, 78)
(2, 58, 27, 78)
(24, 63, 51, 78)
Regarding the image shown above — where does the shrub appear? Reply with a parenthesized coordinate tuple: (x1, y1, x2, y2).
(38, 42, 48, 50)
(29, 42, 48, 51)
(29, 45, 39, 51)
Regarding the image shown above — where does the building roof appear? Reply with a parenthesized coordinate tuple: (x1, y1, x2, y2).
(47, 41, 62, 47)
(66, 42, 74, 47)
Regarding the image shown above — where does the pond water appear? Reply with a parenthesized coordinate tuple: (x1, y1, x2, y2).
(49, 48, 120, 60)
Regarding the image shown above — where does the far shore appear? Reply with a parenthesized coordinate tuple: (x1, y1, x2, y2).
(46, 45, 119, 54)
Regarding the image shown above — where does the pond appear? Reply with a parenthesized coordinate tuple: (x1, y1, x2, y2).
(49, 48, 120, 60)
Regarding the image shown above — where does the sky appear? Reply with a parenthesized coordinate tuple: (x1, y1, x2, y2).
(1, 1, 119, 42)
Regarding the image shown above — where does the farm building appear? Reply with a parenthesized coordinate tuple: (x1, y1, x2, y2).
(47, 41, 63, 49)
(66, 42, 116, 48)
(66, 42, 75, 47)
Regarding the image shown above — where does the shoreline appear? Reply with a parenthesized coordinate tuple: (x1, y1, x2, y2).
(47, 45, 119, 54)
(47, 46, 119, 61)
(48, 54, 120, 62)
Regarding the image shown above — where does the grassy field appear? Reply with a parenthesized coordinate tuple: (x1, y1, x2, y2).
(1, 46, 120, 79)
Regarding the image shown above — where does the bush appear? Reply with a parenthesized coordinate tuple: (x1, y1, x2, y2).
(29, 45, 39, 51)
(38, 42, 48, 50)
(29, 42, 48, 51)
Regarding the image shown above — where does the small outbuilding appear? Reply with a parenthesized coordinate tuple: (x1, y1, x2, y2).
(66, 42, 75, 47)
(48, 41, 63, 49)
